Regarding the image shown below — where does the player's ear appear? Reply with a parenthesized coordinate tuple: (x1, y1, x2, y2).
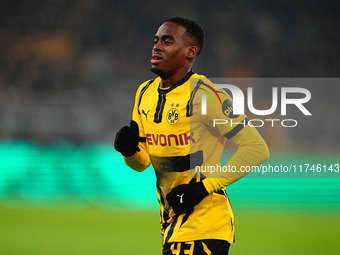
(186, 45, 198, 60)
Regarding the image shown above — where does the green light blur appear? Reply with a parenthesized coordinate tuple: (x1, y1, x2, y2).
(0, 141, 339, 211)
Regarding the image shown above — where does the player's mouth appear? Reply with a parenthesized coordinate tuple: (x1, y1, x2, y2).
(151, 54, 163, 65)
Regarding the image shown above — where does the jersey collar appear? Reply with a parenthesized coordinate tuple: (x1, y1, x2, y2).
(157, 70, 194, 94)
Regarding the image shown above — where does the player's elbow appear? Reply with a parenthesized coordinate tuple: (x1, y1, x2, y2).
(125, 160, 150, 172)
(260, 141, 270, 164)
(133, 165, 149, 172)
(123, 155, 151, 172)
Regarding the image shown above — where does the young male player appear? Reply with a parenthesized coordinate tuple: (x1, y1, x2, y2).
(115, 17, 270, 254)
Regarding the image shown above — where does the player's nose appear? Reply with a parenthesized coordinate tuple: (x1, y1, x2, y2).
(153, 41, 162, 52)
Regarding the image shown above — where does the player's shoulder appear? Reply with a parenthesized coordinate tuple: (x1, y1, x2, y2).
(136, 77, 160, 94)
(190, 73, 207, 81)
(190, 74, 231, 98)
(190, 73, 215, 88)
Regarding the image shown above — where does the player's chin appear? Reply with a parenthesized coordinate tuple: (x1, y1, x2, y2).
(151, 66, 164, 77)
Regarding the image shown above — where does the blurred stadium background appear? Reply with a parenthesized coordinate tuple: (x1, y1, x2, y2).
(0, 0, 339, 254)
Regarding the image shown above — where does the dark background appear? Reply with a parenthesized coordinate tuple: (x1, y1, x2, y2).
(0, 0, 339, 144)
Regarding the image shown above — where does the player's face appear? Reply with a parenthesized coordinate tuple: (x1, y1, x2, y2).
(151, 22, 194, 78)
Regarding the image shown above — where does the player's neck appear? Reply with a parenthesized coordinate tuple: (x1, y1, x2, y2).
(159, 68, 192, 88)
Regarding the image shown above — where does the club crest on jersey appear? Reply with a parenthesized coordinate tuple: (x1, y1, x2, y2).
(167, 108, 179, 125)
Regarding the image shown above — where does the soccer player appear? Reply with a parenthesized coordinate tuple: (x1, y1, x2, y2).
(114, 17, 270, 255)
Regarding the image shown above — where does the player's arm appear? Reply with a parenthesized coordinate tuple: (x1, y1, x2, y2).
(166, 80, 269, 214)
(122, 124, 151, 172)
(200, 85, 269, 192)
(114, 82, 151, 172)
(166, 123, 269, 214)
(202, 124, 270, 193)
(115, 120, 151, 172)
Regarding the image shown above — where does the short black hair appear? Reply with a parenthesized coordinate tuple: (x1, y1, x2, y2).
(166, 16, 205, 56)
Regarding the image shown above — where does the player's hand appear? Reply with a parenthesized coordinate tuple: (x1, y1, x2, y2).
(114, 120, 140, 157)
(166, 179, 209, 215)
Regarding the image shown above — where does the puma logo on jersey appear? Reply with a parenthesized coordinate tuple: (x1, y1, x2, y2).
(177, 193, 184, 203)
(142, 109, 150, 120)
(145, 132, 195, 147)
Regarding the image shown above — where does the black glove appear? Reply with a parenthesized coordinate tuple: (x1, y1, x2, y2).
(114, 120, 140, 157)
(166, 179, 209, 215)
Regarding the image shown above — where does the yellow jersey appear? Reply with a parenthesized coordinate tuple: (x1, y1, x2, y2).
(124, 71, 269, 244)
